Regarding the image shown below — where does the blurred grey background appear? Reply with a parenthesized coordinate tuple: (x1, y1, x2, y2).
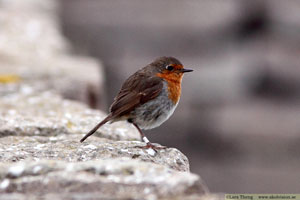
(60, 0, 300, 193)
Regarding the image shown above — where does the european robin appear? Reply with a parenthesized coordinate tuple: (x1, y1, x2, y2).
(80, 56, 193, 150)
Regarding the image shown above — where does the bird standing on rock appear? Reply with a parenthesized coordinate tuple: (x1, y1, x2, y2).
(80, 56, 193, 150)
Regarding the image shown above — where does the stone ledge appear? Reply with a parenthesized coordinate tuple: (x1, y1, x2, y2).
(0, 159, 208, 199)
(0, 135, 189, 172)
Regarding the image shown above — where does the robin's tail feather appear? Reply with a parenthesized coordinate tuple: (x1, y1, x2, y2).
(80, 115, 112, 143)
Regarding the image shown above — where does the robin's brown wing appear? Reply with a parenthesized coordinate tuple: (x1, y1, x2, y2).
(109, 74, 163, 117)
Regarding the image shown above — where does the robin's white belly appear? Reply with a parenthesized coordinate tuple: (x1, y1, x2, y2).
(130, 82, 179, 130)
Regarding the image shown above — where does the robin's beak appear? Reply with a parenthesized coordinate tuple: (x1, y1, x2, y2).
(180, 68, 193, 73)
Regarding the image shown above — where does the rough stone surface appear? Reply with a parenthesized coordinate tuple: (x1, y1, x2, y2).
(0, 91, 139, 141)
(0, 135, 189, 172)
(0, 0, 104, 108)
(0, 159, 208, 199)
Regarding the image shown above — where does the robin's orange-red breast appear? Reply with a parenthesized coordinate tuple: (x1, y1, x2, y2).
(80, 56, 193, 150)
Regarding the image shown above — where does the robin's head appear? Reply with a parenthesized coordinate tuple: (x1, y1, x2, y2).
(152, 57, 193, 83)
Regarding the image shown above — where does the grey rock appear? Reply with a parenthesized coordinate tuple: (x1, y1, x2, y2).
(0, 159, 208, 199)
(0, 91, 139, 141)
(0, 0, 104, 108)
(0, 0, 66, 63)
(0, 135, 189, 172)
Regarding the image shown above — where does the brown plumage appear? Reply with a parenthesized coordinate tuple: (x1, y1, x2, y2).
(80, 56, 193, 150)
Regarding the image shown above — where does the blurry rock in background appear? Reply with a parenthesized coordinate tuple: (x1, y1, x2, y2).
(61, 0, 300, 193)
(0, 0, 105, 109)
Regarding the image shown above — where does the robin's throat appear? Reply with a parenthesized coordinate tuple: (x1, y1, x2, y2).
(156, 73, 182, 104)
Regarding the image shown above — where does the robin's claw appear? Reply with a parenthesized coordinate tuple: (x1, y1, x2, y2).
(134, 142, 167, 152)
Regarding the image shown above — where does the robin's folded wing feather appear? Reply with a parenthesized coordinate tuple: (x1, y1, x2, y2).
(109, 75, 163, 117)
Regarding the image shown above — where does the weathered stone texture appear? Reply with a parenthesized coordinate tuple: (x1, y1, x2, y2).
(0, 159, 208, 199)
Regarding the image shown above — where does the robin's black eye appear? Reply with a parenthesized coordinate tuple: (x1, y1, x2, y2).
(166, 65, 174, 71)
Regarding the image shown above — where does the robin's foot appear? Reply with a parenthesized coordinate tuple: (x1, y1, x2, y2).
(132, 124, 167, 151)
(135, 142, 167, 151)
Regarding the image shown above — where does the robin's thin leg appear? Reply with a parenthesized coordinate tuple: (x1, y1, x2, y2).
(132, 122, 166, 150)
